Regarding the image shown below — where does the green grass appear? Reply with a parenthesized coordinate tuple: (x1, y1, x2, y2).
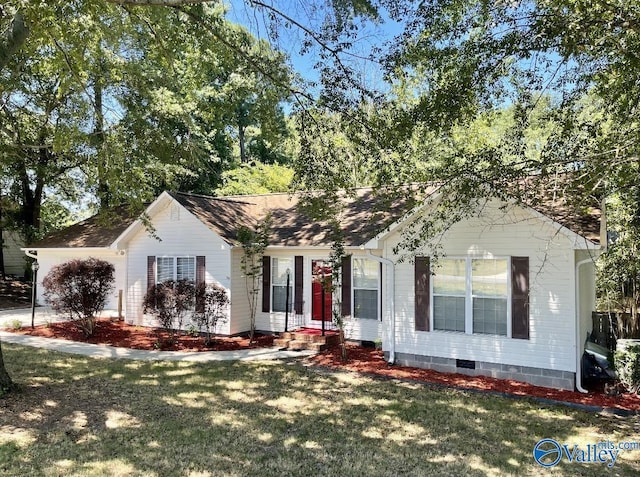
(0, 344, 639, 476)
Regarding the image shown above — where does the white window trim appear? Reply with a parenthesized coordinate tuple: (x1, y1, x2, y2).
(156, 256, 196, 283)
(351, 258, 381, 321)
(430, 256, 512, 337)
(271, 257, 294, 314)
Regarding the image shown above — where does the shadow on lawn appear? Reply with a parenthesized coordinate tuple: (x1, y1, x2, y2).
(1, 345, 639, 476)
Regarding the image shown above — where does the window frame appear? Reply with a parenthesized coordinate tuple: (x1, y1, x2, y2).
(431, 256, 512, 337)
(351, 258, 381, 321)
(155, 256, 196, 284)
(271, 257, 294, 313)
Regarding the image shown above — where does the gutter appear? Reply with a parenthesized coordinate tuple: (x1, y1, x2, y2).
(365, 250, 396, 364)
(22, 249, 37, 260)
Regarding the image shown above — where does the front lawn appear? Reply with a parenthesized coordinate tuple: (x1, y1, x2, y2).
(0, 344, 638, 476)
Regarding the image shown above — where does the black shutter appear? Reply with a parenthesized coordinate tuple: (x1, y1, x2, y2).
(341, 255, 351, 316)
(511, 256, 530, 339)
(195, 256, 206, 313)
(294, 256, 303, 314)
(147, 256, 156, 291)
(415, 256, 430, 331)
(262, 256, 271, 312)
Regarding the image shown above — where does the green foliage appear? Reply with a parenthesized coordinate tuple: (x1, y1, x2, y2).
(0, 0, 294, 240)
(615, 345, 640, 394)
(144, 279, 194, 336)
(143, 279, 196, 342)
(597, 187, 640, 337)
(215, 163, 293, 196)
(42, 258, 115, 337)
(193, 282, 230, 346)
(238, 214, 271, 342)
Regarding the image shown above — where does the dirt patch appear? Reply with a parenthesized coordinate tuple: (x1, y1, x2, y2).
(9, 318, 275, 351)
(309, 343, 640, 412)
(0, 279, 31, 310)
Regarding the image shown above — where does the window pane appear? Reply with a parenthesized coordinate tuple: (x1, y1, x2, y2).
(353, 259, 378, 288)
(272, 257, 293, 285)
(473, 297, 507, 336)
(472, 259, 507, 297)
(157, 257, 174, 283)
(433, 296, 465, 332)
(433, 259, 466, 295)
(272, 285, 292, 312)
(354, 289, 378, 319)
(177, 257, 195, 281)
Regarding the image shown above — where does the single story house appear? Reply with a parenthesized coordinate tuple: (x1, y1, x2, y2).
(23, 188, 603, 391)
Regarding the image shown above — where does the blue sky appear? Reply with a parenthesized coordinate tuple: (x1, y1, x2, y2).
(224, 1, 403, 94)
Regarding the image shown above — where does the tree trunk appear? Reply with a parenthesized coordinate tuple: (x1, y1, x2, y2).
(0, 339, 14, 394)
(93, 65, 110, 209)
(0, 13, 29, 71)
(0, 198, 5, 279)
(238, 121, 247, 164)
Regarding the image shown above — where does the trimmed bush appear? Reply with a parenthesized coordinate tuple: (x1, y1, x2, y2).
(143, 279, 195, 341)
(615, 345, 640, 394)
(193, 283, 229, 346)
(42, 258, 115, 337)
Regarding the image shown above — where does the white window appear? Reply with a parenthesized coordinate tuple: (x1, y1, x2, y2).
(433, 258, 509, 336)
(156, 256, 196, 283)
(272, 257, 293, 313)
(352, 258, 380, 320)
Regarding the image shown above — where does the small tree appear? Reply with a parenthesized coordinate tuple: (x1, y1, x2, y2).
(238, 214, 271, 343)
(42, 258, 115, 337)
(143, 279, 195, 342)
(193, 283, 230, 346)
(328, 223, 349, 362)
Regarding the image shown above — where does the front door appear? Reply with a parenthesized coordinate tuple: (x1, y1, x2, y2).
(311, 260, 332, 321)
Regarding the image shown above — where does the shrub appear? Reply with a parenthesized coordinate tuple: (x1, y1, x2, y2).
(143, 279, 195, 341)
(42, 258, 115, 337)
(615, 345, 640, 394)
(193, 283, 229, 346)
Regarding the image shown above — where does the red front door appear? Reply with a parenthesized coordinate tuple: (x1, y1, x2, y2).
(312, 260, 332, 321)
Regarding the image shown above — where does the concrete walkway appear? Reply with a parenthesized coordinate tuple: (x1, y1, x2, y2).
(0, 308, 315, 362)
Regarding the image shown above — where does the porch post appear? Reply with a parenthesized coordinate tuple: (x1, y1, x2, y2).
(284, 269, 290, 332)
(321, 266, 326, 337)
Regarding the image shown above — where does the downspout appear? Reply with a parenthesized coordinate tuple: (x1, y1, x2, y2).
(575, 257, 593, 394)
(23, 249, 37, 260)
(365, 250, 396, 364)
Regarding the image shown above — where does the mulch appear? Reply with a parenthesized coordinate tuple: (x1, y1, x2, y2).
(9, 318, 275, 351)
(5, 319, 640, 412)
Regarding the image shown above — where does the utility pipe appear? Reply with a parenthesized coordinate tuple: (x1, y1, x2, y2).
(365, 250, 396, 364)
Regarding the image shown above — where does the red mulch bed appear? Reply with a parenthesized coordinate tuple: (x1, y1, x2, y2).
(309, 343, 640, 413)
(10, 318, 274, 352)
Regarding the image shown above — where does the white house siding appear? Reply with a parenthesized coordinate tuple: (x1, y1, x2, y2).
(252, 248, 384, 341)
(383, 201, 586, 390)
(34, 249, 127, 313)
(124, 200, 232, 333)
(3, 230, 26, 277)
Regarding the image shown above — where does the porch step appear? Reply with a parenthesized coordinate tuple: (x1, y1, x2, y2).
(287, 340, 330, 352)
(273, 338, 291, 349)
(276, 329, 340, 351)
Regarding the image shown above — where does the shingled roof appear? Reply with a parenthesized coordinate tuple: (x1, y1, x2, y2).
(28, 187, 601, 249)
(168, 189, 411, 246)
